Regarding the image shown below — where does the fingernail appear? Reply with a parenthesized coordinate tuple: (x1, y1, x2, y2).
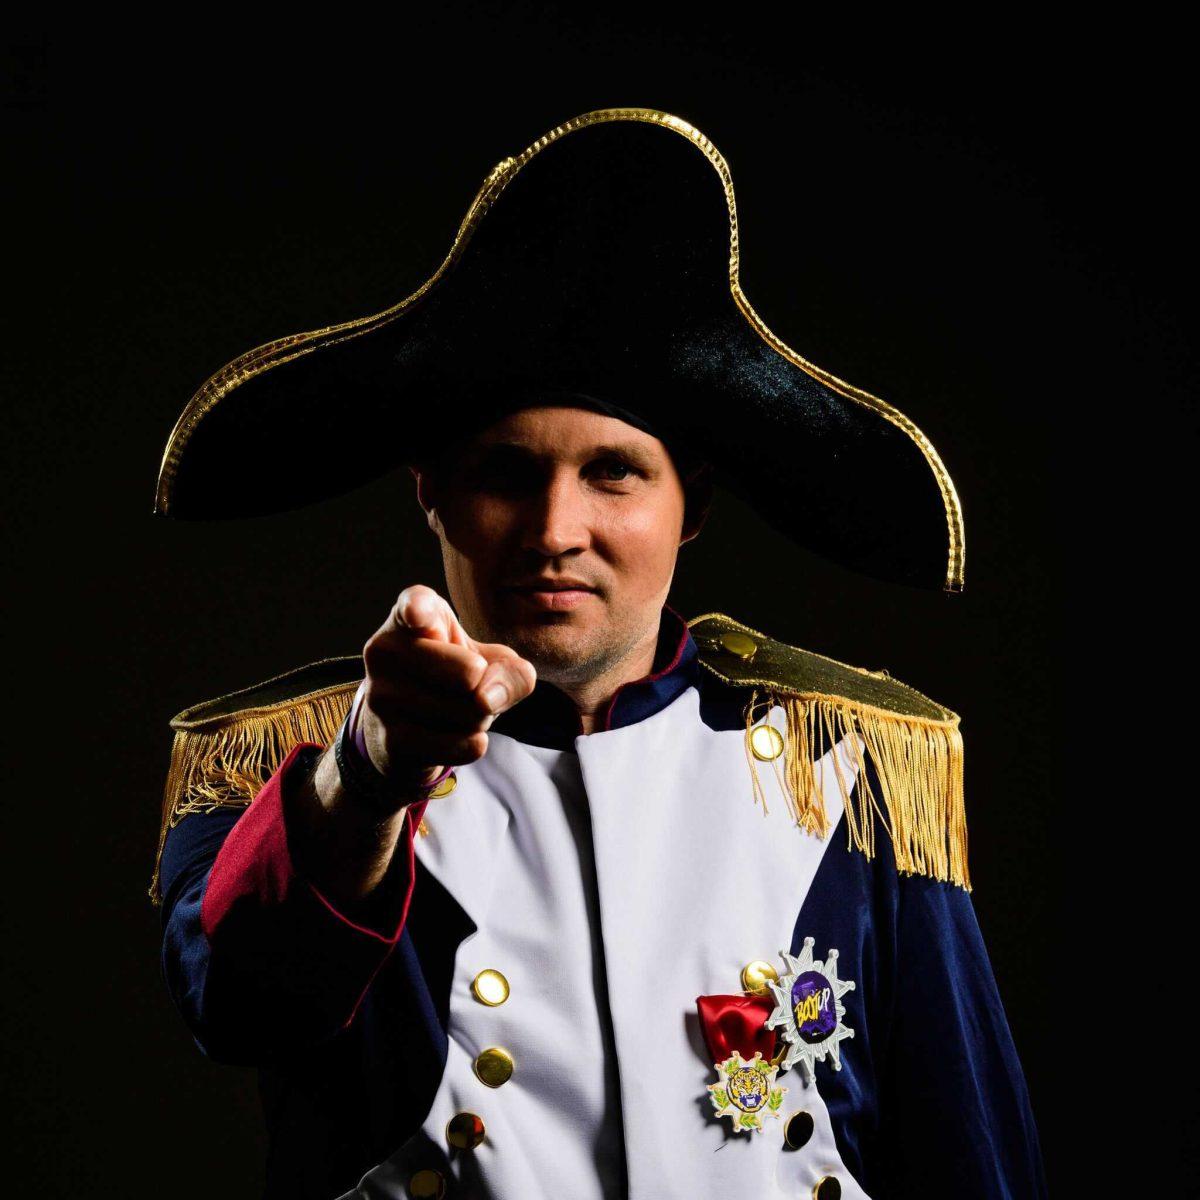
(484, 682, 508, 712)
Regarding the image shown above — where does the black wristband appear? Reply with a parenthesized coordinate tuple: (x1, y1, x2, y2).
(332, 710, 444, 816)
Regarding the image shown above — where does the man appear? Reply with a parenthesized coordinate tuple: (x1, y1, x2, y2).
(150, 109, 1046, 1198)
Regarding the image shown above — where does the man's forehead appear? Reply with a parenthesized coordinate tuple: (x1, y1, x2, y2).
(410, 395, 706, 479)
(468, 405, 663, 453)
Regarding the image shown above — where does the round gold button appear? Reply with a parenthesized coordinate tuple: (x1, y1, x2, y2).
(471, 968, 510, 1006)
(474, 1046, 514, 1087)
(720, 631, 759, 660)
(784, 1109, 814, 1149)
(813, 1176, 842, 1200)
(749, 723, 785, 761)
(428, 771, 457, 798)
(446, 1111, 486, 1150)
(740, 959, 780, 995)
(407, 1168, 445, 1199)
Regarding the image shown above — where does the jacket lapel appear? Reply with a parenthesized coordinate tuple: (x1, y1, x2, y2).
(411, 741, 514, 937)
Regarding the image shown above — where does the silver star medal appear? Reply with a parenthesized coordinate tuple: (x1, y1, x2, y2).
(764, 937, 856, 1083)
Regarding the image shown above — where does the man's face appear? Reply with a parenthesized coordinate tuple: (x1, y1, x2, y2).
(410, 405, 708, 685)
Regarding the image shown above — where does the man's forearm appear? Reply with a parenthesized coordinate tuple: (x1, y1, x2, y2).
(286, 745, 414, 916)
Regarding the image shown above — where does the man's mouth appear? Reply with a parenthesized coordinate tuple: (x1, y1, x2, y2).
(505, 581, 598, 611)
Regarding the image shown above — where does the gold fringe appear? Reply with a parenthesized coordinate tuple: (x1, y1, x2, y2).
(742, 688, 970, 891)
(147, 686, 357, 905)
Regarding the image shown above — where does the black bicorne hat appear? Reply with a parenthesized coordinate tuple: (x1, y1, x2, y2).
(154, 108, 965, 592)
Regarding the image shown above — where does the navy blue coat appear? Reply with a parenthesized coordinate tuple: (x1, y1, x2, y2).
(157, 606, 1047, 1198)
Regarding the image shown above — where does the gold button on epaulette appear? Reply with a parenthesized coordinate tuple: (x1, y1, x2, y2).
(720, 630, 759, 660)
(784, 1109, 814, 1149)
(474, 1046, 514, 1087)
(813, 1176, 842, 1199)
(446, 1111, 486, 1150)
(407, 1168, 446, 1198)
(740, 959, 780, 995)
(428, 771, 458, 798)
(471, 968, 510, 1006)
(749, 724, 785, 761)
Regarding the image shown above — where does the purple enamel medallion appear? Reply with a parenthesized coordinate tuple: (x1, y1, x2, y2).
(791, 971, 836, 1044)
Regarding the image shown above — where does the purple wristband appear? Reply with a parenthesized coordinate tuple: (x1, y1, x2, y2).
(349, 679, 371, 761)
(348, 680, 455, 795)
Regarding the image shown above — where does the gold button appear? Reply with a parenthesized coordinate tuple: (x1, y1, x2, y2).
(740, 959, 780, 995)
(784, 1109, 814, 1149)
(813, 1177, 842, 1200)
(749, 723, 785, 761)
(471, 968, 510, 1006)
(407, 1169, 445, 1199)
(474, 1046, 514, 1087)
(446, 1111, 486, 1150)
(720, 631, 759, 660)
(428, 771, 457, 798)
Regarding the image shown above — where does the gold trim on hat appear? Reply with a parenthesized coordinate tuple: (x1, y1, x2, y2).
(154, 107, 964, 591)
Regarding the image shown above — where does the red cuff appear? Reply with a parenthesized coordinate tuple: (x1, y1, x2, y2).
(201, 740, 429, 945)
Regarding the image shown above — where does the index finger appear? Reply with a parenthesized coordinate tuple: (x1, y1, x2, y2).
(393, 585, 473, 648)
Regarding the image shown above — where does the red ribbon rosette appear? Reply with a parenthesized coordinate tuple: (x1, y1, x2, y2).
(696, 993, 778, 1065)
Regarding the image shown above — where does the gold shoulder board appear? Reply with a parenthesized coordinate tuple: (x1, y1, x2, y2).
(148, 656, 362, 905)
(688, 612, 969, 891)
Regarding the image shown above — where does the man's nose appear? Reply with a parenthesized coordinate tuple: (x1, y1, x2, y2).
(520, 472, 590, 556)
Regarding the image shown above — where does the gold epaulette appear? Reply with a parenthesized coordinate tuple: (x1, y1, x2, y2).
(149, 618, 969, 903)
(688, 612, 970, 891)
(148, 656, 363, 905)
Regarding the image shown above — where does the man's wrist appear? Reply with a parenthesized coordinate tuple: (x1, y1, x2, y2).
(333, 705, 452, 817)
(285, 741, 412, 926)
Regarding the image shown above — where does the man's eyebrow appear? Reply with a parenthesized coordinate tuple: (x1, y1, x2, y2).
(587, 442, 659, 469)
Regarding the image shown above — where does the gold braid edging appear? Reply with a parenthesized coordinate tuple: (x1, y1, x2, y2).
(741, 688, 970, 891)
(147, 685, 358, 906)
(154, 107, 964, 591)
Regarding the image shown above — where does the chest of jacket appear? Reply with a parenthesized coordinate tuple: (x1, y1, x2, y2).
(342, 687, 873, 1198)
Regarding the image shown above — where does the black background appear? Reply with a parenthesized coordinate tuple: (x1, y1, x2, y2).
(3, 11, 1190, 1197)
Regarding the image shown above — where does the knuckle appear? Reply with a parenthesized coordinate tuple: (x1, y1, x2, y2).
(503, 662, 532, 700)
(363, 636, 394, 675)
(461, 655, 489, 689)
(460, 731, 488, 762)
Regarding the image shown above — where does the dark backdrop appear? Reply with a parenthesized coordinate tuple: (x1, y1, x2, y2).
(4, 13, 1188, 1197)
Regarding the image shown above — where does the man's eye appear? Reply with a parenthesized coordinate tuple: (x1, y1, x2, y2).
(594, 458, 636, 482)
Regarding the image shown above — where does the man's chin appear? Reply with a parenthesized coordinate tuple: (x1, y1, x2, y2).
(495, 614, 600, 676)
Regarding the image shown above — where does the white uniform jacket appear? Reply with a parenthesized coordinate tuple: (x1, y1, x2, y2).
(155, 605, 1046, 1200)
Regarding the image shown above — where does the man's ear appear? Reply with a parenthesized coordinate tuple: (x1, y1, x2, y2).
(680, 463, 713, 546)
(409, 463, 440, 533)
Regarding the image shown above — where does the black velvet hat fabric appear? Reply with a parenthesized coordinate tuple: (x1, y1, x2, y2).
(156, 110, 962, 590)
